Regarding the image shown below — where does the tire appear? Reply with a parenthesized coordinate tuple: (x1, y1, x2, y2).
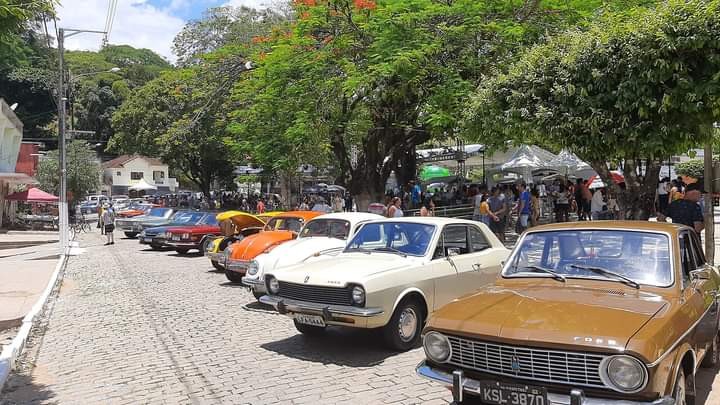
(672, 367, 690, 405)
(382, 299, 424, 351)
(150, 244, 163, 251)
(701, 333, 719, 368)
(211, 260, 224, 271)
(124, 232, 137, 238)
(293, 320, 326, 335)
(175, 248, 190, 254)
(225, 269, 244, 283)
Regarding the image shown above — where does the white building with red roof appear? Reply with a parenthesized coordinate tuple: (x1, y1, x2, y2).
(101, 155, 178, 195)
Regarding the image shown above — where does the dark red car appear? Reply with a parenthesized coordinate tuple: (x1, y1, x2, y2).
(165, 216, 221, 254)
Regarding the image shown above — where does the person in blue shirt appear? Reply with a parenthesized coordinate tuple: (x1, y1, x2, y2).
(410, 181, 422, 209)
(517, 182, 531, 232)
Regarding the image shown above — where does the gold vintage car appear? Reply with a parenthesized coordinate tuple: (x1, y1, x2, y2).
(417, 221, 720, 405)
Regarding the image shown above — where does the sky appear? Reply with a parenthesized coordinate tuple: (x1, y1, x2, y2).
(56, 0, 275, 63)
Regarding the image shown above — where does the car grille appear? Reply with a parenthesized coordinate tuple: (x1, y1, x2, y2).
(277, 282, 352, 306)
(446, 335, 606, 389)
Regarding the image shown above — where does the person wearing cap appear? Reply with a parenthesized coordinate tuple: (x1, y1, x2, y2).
(657, 184, 704, 234)
(102, 203, 116, 245)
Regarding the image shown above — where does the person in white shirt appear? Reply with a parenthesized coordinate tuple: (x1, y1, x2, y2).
(590, 188, 606, 220)
(101, 204, 115, 245)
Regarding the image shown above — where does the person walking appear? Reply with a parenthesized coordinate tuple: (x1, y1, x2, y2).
(387, 197, 404, 217)
(256, 198, 265, 214)
(516, 183, 531, 233)
(530, 188, 540, 227)
(478, 194, 497, 226)
(487, 187, 506, 241)
(102, 204, 115, 245)
(554, 183, 571, 222)
(657, 177, 670, 214)
(419, 196, 435, 217)
(590, 188, 606, 220)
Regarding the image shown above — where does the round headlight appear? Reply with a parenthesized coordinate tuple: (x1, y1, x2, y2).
(267, 276, 280, 294)
(423, 332, 452, 363)
(601, 355, 647, 392)
(351, 285, 365, 306)
(247, 260, 260, 276)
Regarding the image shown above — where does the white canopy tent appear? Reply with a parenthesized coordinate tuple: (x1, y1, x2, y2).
(128, 178, 157, 192)
(495, 145, 558, 184)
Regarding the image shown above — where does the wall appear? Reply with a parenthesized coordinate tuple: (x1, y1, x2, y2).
(0, 100, 22, 173)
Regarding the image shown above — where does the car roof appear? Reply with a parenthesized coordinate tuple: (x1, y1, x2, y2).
(361, 216, 480, 226)
(274, 211, 323, 220)
(311, 212, 384, 222)
(527, 220, 688, 235)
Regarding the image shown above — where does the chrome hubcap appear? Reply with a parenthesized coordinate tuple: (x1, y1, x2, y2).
(398, 308, 417, 342)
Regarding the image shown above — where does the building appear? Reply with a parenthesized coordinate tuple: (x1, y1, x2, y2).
(0, 98, 36, 228)
(101, 155, 178, 195)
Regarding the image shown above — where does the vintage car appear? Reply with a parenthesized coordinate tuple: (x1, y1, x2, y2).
(165, 214, 222, 254)
(260, 217, 509, 351)
(115, 207, 175, 238)
(138, 211, 215, 250)
(116, 203, 157, 218)
(416, 221, 720, 405)
(204, 211, 281, 270)
(241, 212, 383, 299)
(223, 211, 323, 283)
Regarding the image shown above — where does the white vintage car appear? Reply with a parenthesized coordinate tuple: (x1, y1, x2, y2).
(260, 217, 510, 351)
(241, 212, 383, 299)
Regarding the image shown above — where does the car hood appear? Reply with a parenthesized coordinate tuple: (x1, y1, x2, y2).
(427, 283, 667, 351)
(229, 230, 296, 260)
(168, 225, 220, 234)
(142, 225, 171, 235)
(269, 253, 418, 287)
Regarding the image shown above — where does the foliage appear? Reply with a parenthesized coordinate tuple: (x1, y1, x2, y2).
(464, 0, 720, 218)
(0, 0, 55, 41)
(36, 140, 101, 204)
(675, 159, 706, 180)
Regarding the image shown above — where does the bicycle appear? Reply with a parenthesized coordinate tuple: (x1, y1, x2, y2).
(70, 213, 92, 236)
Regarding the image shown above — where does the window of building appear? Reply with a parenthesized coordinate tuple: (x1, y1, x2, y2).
(153, 171, 165, 180)
(116, 171, 121, 176)
(131, 172, 143, 180)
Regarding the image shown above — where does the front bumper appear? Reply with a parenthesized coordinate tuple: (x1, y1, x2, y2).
(117, 223, 142, 232)
(415, 362, 673, 405)
(259, 295, 384, 327)
(139, 236, 168, 246)
(241, 276, 266, 293)
(207, 252, 225, 263)
(167, 240, 200, 248)
(226, 259, 250, 273)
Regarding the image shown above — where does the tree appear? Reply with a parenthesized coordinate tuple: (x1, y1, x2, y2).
(228, 0, 646, 209)
(464, 0, 720, 219)
(0, 0, 55, 41)
(36, 140, 101, 205)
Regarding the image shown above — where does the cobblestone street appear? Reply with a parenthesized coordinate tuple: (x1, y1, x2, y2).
(1, 232, 448, 404)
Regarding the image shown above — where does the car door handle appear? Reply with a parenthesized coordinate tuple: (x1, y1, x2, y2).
(472, 263, 482, 271)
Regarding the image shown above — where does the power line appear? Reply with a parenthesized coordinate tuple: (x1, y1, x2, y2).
(103, 0, 117, 47)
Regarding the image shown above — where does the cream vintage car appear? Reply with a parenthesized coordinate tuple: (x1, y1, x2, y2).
(260, 217, 510, 351)
(241, 212, 383, 299)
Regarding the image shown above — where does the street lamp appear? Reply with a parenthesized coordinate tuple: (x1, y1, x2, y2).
(57, 27, 107, 253)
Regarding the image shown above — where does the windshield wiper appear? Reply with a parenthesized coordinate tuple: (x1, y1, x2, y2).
(521, 265, 566, 282)
(344, 247, 373, 254)
(570, 264, 640, 289)
(374, 246, 408, 257)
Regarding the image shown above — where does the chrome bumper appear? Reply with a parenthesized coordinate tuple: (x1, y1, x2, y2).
(241, 276, 266, 292)
(415, 362, 673, 405)
(207, 252, 224, 262)
(226, 260, 249, 273)
(167, 241, 198, 248)
(259, 295, 384, 318)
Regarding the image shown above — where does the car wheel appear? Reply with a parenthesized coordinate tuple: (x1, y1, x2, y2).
(672, 367, 690, 405)
(211, 260, 224, 271)
(294, 320, 326, 335)
(150, 244, 162, 251)
(701, 333, 719, 368)
(382, 299, 424, 351)
(124, 232, 137, 238)
(225, 269, 244, 283)
(175, 248, 190, 255)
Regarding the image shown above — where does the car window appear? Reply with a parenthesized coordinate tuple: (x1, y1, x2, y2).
(690, 232, 706, 267)
(301, 219, 351, 239)
(680, 233, 694, 288)
(148, 208, 170, 217)
(504, 230, 672, 287)
(202, 215, 219, 226)
(346, 222, 435, 257)
(172, 212, 204, 224)
(469, 226, 490, 252)
(434, 225, 469, 259)
(266, 217, 304, 233)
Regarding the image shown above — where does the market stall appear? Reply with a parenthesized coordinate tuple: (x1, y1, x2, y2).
(6, 187, 59, 229)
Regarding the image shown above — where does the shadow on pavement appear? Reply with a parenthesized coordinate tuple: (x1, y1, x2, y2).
(696, 363, 720, 404)
(261, 328, 406, 367)
(0, 373, 56, 405)
(218, 281, 245, 288)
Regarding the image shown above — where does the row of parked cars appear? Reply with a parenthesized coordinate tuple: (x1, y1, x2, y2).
(125, 207, 720, 405)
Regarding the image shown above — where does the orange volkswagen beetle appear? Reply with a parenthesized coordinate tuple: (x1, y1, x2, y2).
(222, 211, 322, 283)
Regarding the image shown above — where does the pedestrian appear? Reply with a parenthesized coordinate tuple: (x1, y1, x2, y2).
(478, 194, 496, 226)
(488, 187, 506, 241)
(420, 196, 435, 217)
(102, 204, 115, 245)
(256, 198, 265, 214)
(332, 194, 344, 212)
(344, 193, 354, 212)
(590, 188, 606, 220)
(410, 181, 421, 209)
(657, 177, 670, 214)
(554, 183, 570, 222)
(387, 197, 404, 217)
(472, 187, 483, 221)
(97, 202, 105, 235)
(516, 182, 531, 233)
(657, 188, 704, 233)
(530, 188, 540, 227)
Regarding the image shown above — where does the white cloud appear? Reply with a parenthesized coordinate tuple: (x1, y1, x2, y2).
(56, 0, 186, 63)
(224, 0, 274, 9)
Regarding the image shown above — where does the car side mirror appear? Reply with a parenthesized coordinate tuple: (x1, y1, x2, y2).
(690, 269, 710, 281)
(447, 247, 461, 257)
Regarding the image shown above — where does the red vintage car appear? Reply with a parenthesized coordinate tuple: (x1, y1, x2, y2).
(165, 215, 221, 254)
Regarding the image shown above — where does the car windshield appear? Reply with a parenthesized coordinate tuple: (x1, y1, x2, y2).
(345, 222, 435, 257)
(266, 217, 304, 233)
(301, 219, 351, 239)
(200, 215, 219, 226)
(170, 212, 204, 224)
(147, 208, 171, 217)
(503, 230, 672, 287)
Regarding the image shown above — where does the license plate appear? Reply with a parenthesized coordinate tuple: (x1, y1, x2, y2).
(294, 314, 326, 327)
(172, 236, 181, 241)
(479, 381, 547, 405)
(144, 237, 153, 242)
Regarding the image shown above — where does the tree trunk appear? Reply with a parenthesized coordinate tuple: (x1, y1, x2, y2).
(592, 158, 660, 220)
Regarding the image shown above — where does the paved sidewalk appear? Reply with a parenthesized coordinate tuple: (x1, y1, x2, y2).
(0, 232, 59, 329)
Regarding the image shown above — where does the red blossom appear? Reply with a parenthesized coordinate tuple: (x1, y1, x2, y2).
(353, 0, 376, 10)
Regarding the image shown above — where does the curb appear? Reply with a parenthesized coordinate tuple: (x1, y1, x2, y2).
(0, 247, 68, 392)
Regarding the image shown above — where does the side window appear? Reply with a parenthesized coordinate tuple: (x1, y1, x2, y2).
(441, 225, 470, 256)
(680, 233, 695, 288)
(469, 226, 490, 252)
(690, 233, 706, 267)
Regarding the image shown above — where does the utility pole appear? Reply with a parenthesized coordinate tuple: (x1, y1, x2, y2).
(704, 128, 714, 264)
(56, 27, 106, 253)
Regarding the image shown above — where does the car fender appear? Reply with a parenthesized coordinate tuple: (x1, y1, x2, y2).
(390, 287, 430, 320)
(665, 342, 696, 396)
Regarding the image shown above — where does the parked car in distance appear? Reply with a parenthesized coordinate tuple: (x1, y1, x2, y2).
(116, 202, 157, 218)
(261, 217, 509, 351)
(242, 212, 383, 299)
(138, 211, 214, 250)
(165, 214, 221, 254)
(79, 195, 109, 215)
(223, 211, 322, 283)
(204, 211, 279, 270)
(416, 221, 720, 405)
(115, 207, 175, 238)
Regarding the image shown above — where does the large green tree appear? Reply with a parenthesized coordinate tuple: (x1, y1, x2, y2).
(464, 0, 720, 219)
(36, 140, 101, 204)
(228, 0, 650, 209)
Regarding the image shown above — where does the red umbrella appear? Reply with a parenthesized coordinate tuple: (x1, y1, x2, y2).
(5, 187, 59, 202)
(586, 171, 625, 188)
